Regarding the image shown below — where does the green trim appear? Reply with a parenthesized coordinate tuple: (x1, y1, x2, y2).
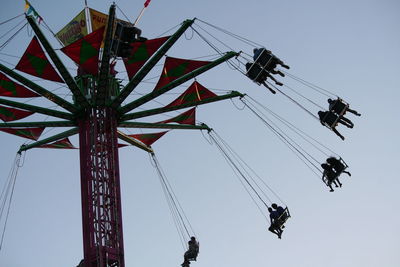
(18, 127, 78, 152)
(109, 19, 196, 109)
(118, 51, 238, 115)
(0, 121, 75, 128)
(0, 63, 78, 113)
(119, 121, 211, 131)
(0, 98, 75, 120)
(26, 16, 90, 109)
(121, 91, 244, 121)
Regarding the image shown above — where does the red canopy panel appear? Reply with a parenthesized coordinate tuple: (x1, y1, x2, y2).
(0, 127, 44, 140)
(123, 36, 170, 79)
(61, 26, 105, 76)
(39, 137, 76, 149)
(0, 105, 34, 122)
(153, 57, 210, 91)
(15, 36, 64, 83)
(157, 107, 196, 125)
(129, 131, 168, 146)
(165, 81, 217, 108)
(0, 72, 40, 97)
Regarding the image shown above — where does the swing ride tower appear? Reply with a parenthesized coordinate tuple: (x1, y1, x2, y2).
(0, 3, 244, 266)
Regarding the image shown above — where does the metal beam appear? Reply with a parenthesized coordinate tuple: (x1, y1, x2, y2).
(0, 64, 78, 113)
(119, 121, 211, 131)
(118, 51, 238, 114)
(117, 130, 153, 154)
(0, 121, 75, 128)
(96, 4, 116, 106)
(26, 16, 90, 109)
(121, 91, 244, 121)
(109, 18, 196, 109)
(0, 98, 75, 120)
(18, 127, 78, 152)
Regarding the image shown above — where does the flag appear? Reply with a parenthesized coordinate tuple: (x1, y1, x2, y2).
(157, 108, 196, 125)
(61, 26, 105, 75)
(0, 105, 34, 122)
(153, 57, 210, 91)
(0, 127, 44, 140)
(123, 36, 170, 79)
(0, 72, 40, 97)
(165, 81, 217, 108)
(16, 37, 64, 83)
(129, 131, 168, 146)
(24, 0, 43, 24)
(144, 0, 151, 7)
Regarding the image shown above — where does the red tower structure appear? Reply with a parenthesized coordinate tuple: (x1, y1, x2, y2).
(0, 4, 243, 266)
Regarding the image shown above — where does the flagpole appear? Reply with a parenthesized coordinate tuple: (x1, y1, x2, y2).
(84, 0, 92, 34)
(133, 0, 151, 26)
(133, 7, 146, 26)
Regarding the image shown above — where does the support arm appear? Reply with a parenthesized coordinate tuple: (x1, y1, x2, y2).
(119, 121, 211, 131)
(18, 127, 78, 153)
(26, 16, 90, 109)
(0, 98, 75, 120)
(121, 91, 244, 121)
(0, 121, 75, 128)
(110, 18, 196, 108)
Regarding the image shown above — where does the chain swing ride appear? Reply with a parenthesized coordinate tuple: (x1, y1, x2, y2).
(0, 1, 361, 266)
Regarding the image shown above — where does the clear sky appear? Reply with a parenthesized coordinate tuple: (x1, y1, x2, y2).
(0, 0, 399, 267)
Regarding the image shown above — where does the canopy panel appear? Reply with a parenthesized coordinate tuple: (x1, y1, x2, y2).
(0, 127, 44, 140)
(0, 72, 40, 97)
(165, 81, 217, 108)
(129, 131, 168, 146)
(61, 26, 105, 75)
(153, 57, 210, 91)
(0, 105, 34, 122)
(15, 37, 64, 83)
(123, 36, 170, 79)
(157, 107, 196, 125)
(39, 137, 76, 149)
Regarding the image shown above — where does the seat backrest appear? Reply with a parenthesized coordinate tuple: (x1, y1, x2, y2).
(255, 48, 273, 68)
(323, 112, 339, 128)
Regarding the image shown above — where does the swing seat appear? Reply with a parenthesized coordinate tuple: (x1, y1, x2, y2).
(329, 98, 349, 116)
(246, 63, 267, 85)
(276, 207, 290, 227)
(254, 48, 275, 70)
(322, 111, 339, 129)
(332, 157, 348, 177)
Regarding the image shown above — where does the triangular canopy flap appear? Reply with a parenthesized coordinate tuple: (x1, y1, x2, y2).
(153, 57, 210, 91)
(129, 131, 168, 146)
(15, 36, 64, 83)
(118, 143, 128, 148)
(165, 81, 217, 108)
(61, 26, 105, 75)
(39, 137, 76, 149)
(0, 105, 34, 122)
(0, 127, 44, 140)
(123, 36, 170, 79)
(157, 107, 196, 125)
(0, 72, 40, 98)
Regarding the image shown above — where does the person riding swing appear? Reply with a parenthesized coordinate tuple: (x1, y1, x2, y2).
(181, 236, 199, 267)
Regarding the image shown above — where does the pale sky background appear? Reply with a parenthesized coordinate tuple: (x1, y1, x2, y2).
(0, 1, 399, 267)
